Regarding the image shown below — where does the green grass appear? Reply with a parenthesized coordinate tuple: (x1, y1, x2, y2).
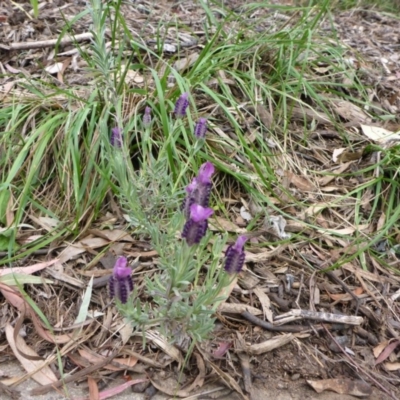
(330, 0, 400, 12)
(1, 0, 399, 277)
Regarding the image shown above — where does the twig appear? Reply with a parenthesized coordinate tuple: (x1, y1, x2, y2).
(241, 311, 312, 333)
(238, 353, 252, 394)
(274, 309, 363, 326)
(9, 33, 93, 50)
(323, 325, 397, 400)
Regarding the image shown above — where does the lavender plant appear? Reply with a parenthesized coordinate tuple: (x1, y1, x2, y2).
(87, 0, 244, 346)
(110, 111, 247, 348)
(113, 158, 247, 345)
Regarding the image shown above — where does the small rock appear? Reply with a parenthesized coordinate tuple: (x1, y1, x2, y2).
(277, 382, 288, 389)
(291, 373, 301, 381)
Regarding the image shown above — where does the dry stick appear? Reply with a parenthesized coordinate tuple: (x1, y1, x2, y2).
(8, 33, 93, 50)
(30, 353, 116, 396)
(322, 325, 397, 400)
(241, 311, 313, 333)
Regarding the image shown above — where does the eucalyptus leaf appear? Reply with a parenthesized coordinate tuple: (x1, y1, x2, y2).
(0, 273, 53, 286)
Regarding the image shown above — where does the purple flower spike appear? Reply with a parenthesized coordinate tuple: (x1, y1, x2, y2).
(108, 256, 133, 303)
(194, 118, 207, 139)
(182, 162, 215, 218)
(197, 161, 215, 185)
(182, 204, 214, 246)
(111, 127, 123, 148)
(174, 92, 189, 118)
(224, 235, 248, 274)
(143, 106, 152, 128)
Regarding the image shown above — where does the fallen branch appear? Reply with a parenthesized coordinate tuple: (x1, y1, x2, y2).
(274, 309, 363, 326)
(9, 33, 93, 50)
(241, 311, 312, 333)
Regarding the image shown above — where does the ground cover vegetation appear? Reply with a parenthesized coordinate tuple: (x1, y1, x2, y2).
(1, 0, 400, 398)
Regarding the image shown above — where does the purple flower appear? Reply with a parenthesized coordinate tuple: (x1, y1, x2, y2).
(182, 162, 215, 218)
(224, 236, 248, 274)
(111, 127, 123, 147)
(197, 161, 214, 184)
(194, 118, 207, 139)
(182, 204, 214, 246)
(143, 106, 152, 128)
(174, 93, 189, 118)
(108, 256, 133, 303)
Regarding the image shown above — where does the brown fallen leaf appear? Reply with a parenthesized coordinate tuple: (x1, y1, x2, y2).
(285, 170, 315, 191)
(253, 287, 274, 322)
(307, 378, 372, 397)
(327, 287, 363, 302)
(209, 216, 246, 233)
(0, 259, 58, 276)
(88, 376, 99, 400)
(88, 229, 134, 242)
(5, 324, 58, 386)
(375, 340, 400, 365)
(58, 236, 109, 264)
(384, 362, 400, 371)
(73, 378, 148, 400)
(373, 340, 390, 358)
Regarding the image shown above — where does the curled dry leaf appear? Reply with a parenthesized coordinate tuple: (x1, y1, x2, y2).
(5, 324, 58, 386)
(212, 342, 233, 359)
(307, 378, 372, 397)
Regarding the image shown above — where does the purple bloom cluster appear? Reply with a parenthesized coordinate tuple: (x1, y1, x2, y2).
(182, 204, 214, 246)
(182, 162, 215, 246)
(111, 127, 123, 148)
(224, 235, 248, 274)
(194, 118, 207, 139)
(182, 161, 214, 219)
(108, 256, 133, 303)
(174, 93, 189, 118)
